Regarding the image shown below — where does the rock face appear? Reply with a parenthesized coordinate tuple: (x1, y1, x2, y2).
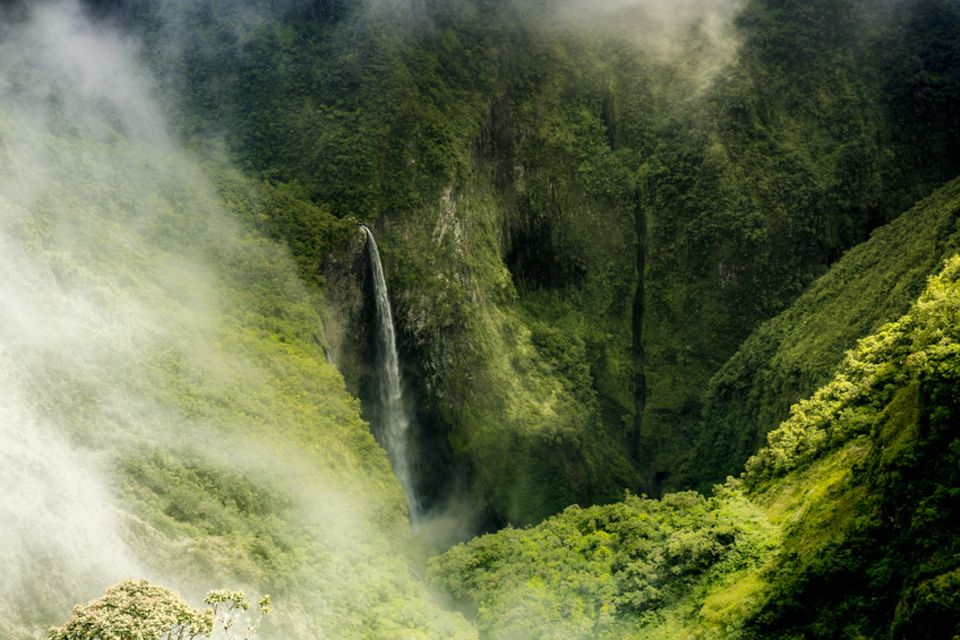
(5, 1, 960, 638)
(73, 0, 960, 526)
(323, 227, 371, 398)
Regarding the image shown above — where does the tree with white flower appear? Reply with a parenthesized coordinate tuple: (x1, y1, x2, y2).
(48, 579, 271, 640)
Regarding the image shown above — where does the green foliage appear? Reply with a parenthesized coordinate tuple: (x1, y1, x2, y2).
(431, 491, 775, 639)
(431, 253, 960, 639)
(696, 177, 960, 489)
(119, 452, 307, 594)
(211, 169, 355, 287)
(736, 259, 960, 639)
(746, 255, 960, 483)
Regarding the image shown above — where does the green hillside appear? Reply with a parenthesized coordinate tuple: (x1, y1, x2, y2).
(694, 176, 960, 490)
(431, 207, 960, 638)
(0, 18, 471, 637)
(2, 0, 959, 637)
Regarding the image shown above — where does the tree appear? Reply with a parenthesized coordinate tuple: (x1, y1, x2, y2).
(48, 579, 271, 640)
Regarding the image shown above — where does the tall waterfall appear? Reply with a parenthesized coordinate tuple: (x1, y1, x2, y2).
(362, 226, 419, 517)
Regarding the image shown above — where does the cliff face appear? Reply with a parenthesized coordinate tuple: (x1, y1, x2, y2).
(431, 179, 960, 638)
(69, 0, 960, 520)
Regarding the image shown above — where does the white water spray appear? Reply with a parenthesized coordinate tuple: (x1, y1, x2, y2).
(361, 226, 419, 517)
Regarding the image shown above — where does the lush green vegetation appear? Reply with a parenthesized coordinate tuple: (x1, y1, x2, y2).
(103, 0, 960, 521)
(431, 254, 960, 639)
(5, 0, 960, 637)
(694, 176, 960, 489)
(432, 490, 775, 639)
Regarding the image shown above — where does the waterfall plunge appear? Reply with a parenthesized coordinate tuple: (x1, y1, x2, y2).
(362, 226, 419, 518)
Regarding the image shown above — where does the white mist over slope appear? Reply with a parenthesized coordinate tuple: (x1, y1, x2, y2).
(26, 1, 168, 144)
(0, 5, 163, 632)
(0, 2, 471, 638)
(0, 371, 143, 634)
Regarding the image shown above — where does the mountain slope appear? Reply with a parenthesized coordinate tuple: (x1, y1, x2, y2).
(0, 9, 473, 638)
(692, 175, 960, 489)
(430, 183, 960, 638)
(74, 0, 960, 525)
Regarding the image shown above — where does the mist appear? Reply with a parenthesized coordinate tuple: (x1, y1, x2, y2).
(0, 0, 746, 636)
(0, 5, 163, 633)
(0, 2, 472, 638)
(535, 0, 747, 90)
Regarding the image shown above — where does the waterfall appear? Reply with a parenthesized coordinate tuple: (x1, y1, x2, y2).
(361, 226, 419, 517)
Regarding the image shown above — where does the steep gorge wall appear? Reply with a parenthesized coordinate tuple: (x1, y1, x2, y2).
(83, 0, 960, 523)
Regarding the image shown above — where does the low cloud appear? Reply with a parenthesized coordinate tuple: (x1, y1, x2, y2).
(528, 0, 747, 90)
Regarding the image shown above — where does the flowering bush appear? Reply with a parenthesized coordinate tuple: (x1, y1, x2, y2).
(48, 579, 271, 640)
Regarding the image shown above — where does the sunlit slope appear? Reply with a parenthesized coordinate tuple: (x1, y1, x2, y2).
(693, 176, 960, 488)
(0, 15, 473, 640)
(430, 190, 960, 639)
